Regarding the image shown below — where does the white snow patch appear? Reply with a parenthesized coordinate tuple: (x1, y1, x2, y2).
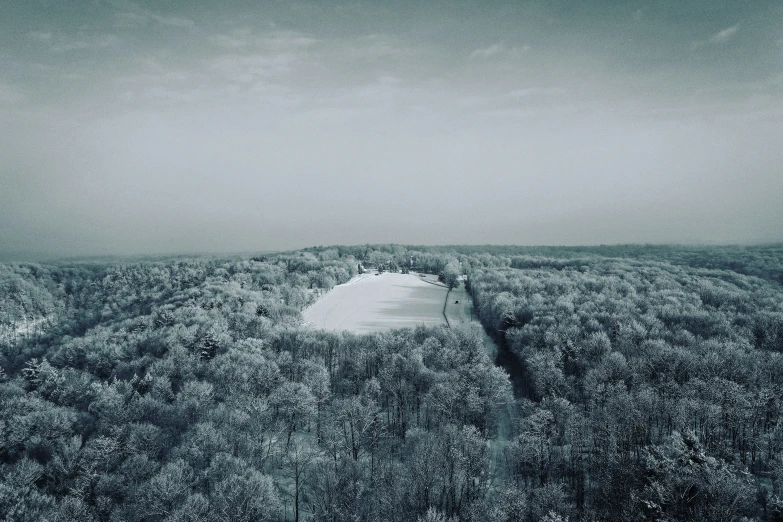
(302, 272, 448, 333)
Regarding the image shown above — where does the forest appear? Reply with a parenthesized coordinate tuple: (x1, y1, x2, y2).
(2, 244, 783, 521)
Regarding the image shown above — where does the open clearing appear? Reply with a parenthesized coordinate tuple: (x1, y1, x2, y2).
(302, 272, 449, 333)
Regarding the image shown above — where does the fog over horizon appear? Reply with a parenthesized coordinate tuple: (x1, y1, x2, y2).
(1, 0, 782, 258)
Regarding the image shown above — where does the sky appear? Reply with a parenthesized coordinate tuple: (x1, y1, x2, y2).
(1, 0, 782, 257)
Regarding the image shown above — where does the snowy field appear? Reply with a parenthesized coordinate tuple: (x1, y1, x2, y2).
(302, 272, 449, 333)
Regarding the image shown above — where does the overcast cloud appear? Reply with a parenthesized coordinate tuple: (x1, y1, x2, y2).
(1, 0, 782, 257)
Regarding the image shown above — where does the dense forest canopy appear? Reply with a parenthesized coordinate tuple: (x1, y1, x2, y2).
(1, 244, 783, 521)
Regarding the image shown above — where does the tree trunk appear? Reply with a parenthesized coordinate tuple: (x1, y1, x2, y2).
(295, 468, 300, 522)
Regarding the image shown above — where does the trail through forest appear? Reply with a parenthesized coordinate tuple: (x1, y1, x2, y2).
(444, 283, 514, 488)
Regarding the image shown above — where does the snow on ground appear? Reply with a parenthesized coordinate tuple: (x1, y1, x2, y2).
(302, 272, 449, 333)
(0, 316, 53, 344)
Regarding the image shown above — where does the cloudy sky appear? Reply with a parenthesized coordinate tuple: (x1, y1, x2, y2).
(1, 0, 782, 256)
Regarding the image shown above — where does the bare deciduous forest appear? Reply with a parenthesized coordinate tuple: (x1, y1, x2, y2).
(2, 244, 783, 521)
